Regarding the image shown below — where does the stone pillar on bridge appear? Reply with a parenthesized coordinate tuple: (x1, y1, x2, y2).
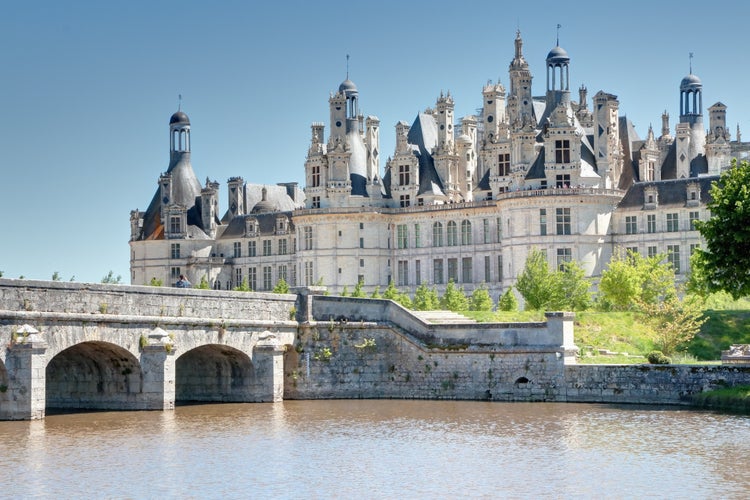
(4, 325, 48, 420)
(254, 333, 286, 402)
(140, 328, 177, 410)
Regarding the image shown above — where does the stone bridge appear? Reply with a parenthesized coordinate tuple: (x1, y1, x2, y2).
(0, 280, 297, 420)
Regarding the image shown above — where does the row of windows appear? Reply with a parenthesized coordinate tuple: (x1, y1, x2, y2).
(624, 211, 700, 235)
(232, 239, 291, 258)
(396, 255, 506, 286)
(396, 219, 503, 249)
(539, 208, 571, 235)
(233, 265, 295, 291)
(621, 244, 700, 274)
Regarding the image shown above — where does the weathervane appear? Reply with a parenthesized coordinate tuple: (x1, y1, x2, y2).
(556, 23, 561, 45)
(689, 52, 694, 74)
(178, 94, 182, 111)
(346, 54, 350, 79)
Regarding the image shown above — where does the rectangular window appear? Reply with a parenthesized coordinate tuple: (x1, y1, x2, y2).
(448, 258, 458, 282)
(647, 214, 656, 233)
(170, 216, 181, 234)
(689, 211, 700, 230)
(170, 243, 180, 259)
(666, 213, 679, 232)
(399, 165, 410, 186)
(556, 248, 572, 271)
(539, 209, 547, 236)
(304, 262, 313, 286)
(262, 266, 272, 290)
(497, 255, 503, 281)
(248, 267, 257, 290)
(415, 260, 421, 285)
(359, 237, 364, 249)
(248, 240, 256, 257)
(496, 217, 502, 242)
(646, 161, 655, 182)
(278, 264, 287, 282)
(233, 241, 242, 258)
(484, 255, 491, 282)
(647, 246, 658, 258)
(498, 153, 511, 176)
(433, 259, 444, 284)
(667, 245, 681, 273)
(262, 240, 272, 256)
(556, 208, 571, 235)
(311, 196, 321, 208)
(414, 224, 421, 248)
(397, 224, 408, 249)
(235, 268, 242, 286)
(304, 227, 313, 250)
(555, 174, 571, 189)
(171, 267, 181, 280)
(627, 246, 638, 255)
(311, 165, 320, 187)
(555, 139, 571, 164)
(625, 216, 637, 235)
(278, 239, 287, 255)
(483, 219, 490, 244)
(462, 257, 473, 284)
(400, 195, 411, 208)
(397, 260, 409, 286)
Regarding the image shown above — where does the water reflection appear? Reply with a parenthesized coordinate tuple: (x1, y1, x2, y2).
(0, 401, 747, 498)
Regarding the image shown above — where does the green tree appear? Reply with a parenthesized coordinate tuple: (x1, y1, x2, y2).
(498, 287, 518, 311)
(52, 271, 61, 281)
(196, 275, 210, 289)
(440, 280, 469, 312)
(149, 277, 163, 287)
(350, 279, 366, 298)
(340, 285, 349, 297)
(515, 248, 557, 310)
(413, 282, 440, 310)
(554, 261, 592, 311)
(233, 278, 251, 291)
(0, 271, 3, 278)
(383, 279, 412, 308)
(599, 249, 675, 310)
(273, 278, 290, 294)
(469, 283, 493, 311)
(693, 159, 750, 299)
(101, 270, 122, 284)
(370, 286, 382, 299)
(638, 295, 707, 355)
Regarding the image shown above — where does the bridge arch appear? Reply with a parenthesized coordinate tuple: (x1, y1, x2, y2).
(175, 344, 259, 403)
(46, 341, 143, 411)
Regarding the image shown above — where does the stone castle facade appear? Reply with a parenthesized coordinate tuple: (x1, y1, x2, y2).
(129, 32, 750, 299)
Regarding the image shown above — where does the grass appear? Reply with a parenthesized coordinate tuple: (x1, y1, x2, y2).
(461, 301, 750, 362)
(692, 385, 750, 412)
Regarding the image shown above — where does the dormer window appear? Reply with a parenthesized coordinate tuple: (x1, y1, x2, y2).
(245, 218, 258, 237)
(644, 186, 658, 210)
(687, 182, 700, 207)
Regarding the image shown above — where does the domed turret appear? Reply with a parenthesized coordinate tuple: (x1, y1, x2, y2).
(169, 111, 190, 125)
(546, 45, 570, 65)
(251, 187, 276, 214)
(680, 73, 702, 91)
(338, 79, 358, 96)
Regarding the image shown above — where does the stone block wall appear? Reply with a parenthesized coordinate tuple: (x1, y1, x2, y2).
(565, 364, 750, 405)
(0, 279, 297, 322)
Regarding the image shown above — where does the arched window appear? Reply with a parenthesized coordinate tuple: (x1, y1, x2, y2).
(432, 222, 443, 247)
(461, 220, 472, 245)
(447, 221, 458, 246)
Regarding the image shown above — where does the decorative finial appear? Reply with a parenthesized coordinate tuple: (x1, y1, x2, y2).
(689, 52, 694, 74)
(556, 24, 561, 46)
(178, 94, 182, 111)
(346, 54, 350, 79)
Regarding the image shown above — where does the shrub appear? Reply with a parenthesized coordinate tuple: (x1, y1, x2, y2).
(646, 350, 672, 364)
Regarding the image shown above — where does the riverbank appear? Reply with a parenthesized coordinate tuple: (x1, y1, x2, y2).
(691, 385, 750, 413)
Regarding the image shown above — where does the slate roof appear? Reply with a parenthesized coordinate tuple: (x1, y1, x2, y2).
(219, 211, 294, 239)
(617, 176, 717, 210)
(139, 152, 206, 241)
(407, 113, 445, 197)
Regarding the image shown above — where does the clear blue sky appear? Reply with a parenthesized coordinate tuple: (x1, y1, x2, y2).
(2, 0, 748, 283)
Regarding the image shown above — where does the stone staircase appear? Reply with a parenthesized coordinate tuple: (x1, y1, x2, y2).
(411, 310, 476, 324)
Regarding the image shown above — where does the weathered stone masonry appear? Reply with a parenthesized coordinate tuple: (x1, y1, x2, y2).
(1, 280, 749, 420)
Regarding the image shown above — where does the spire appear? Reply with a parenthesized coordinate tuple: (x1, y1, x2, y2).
(346, 54, 350, 80)
(556, 23, 561, 46)
(689, 52, 693, 74)
(178, 93, 182, 111)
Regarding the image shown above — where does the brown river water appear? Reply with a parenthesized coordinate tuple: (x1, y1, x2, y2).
(0, 400, 748, 499)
